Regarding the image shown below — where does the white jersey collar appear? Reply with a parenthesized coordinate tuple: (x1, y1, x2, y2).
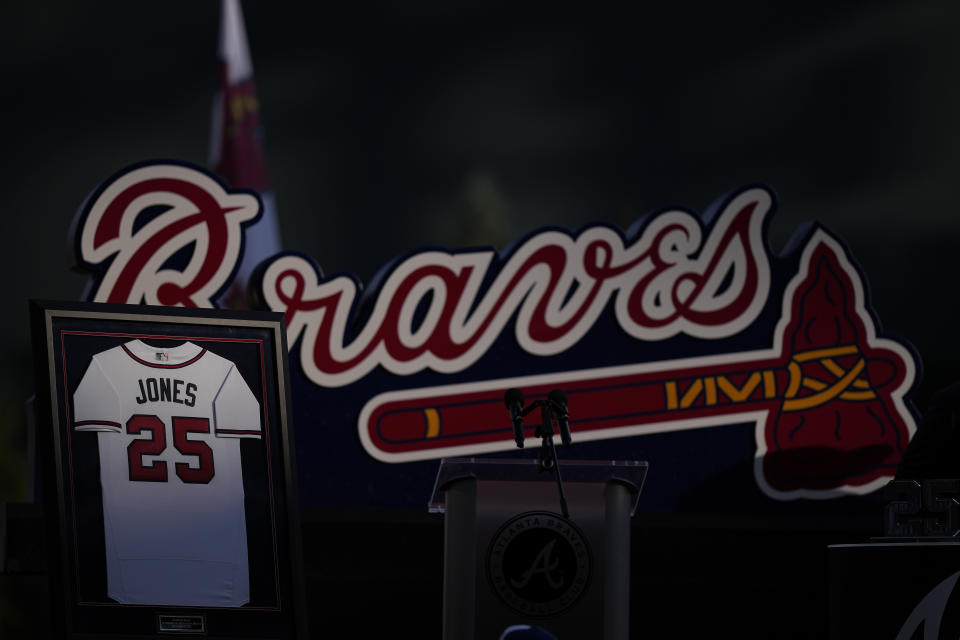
(121, 339, 207, 369)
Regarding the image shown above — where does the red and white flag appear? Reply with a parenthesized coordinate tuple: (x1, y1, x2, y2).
(209, 0, 281, 308)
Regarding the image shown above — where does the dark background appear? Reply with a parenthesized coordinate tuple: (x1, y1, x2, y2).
(2, 1, 960, 637)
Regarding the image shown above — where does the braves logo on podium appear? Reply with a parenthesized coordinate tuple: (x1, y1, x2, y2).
(487, 512, 591, 617)
(71, 160, 261, 307)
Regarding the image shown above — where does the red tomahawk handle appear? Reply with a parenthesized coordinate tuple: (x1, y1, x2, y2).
(359, 237, 916, 495)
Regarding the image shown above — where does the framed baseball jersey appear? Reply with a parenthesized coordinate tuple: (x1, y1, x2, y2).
(30, 301, 308, 639)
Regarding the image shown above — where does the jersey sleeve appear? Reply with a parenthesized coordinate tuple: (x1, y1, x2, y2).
(73, 357, 123, 432)
(212, 365, 262, 439)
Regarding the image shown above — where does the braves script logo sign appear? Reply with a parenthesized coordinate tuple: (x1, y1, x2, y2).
(71, 160, 919, 500)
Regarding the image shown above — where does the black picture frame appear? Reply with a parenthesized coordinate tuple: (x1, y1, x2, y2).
(29, 300, 308, 639)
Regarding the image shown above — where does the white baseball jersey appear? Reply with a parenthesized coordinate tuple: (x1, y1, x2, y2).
(72, 339, 261, 607)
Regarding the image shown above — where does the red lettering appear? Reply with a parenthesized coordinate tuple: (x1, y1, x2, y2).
(262, 188, 774, 387)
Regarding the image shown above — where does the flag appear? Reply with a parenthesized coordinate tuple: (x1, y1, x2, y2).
(209, 0, 281, 308)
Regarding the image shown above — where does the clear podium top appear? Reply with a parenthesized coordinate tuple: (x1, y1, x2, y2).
(428, 457, 648, 514)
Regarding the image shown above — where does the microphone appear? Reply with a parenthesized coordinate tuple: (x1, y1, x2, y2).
(548, 389, 572, 447)
(504, 388, 525, 448)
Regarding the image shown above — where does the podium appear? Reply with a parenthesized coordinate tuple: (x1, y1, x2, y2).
(430, 458, 647, 640)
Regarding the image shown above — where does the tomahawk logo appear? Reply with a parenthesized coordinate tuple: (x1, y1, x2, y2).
(71, 161, 261, 307)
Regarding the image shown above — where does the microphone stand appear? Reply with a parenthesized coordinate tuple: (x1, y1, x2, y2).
(514, 396, 570, 519)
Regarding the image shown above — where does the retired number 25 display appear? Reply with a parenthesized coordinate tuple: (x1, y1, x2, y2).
(72, 339, 261, 607)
